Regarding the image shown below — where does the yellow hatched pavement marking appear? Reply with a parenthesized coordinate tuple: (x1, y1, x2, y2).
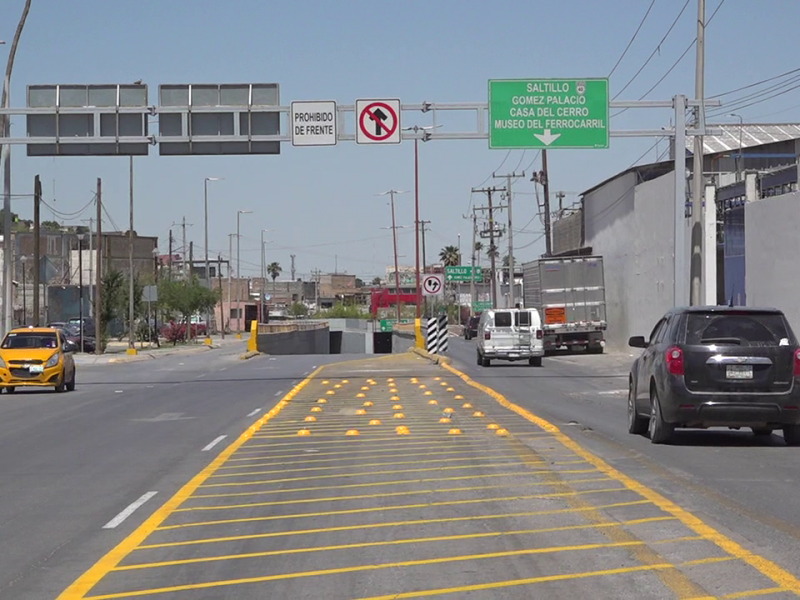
(441, 360, 800, 595)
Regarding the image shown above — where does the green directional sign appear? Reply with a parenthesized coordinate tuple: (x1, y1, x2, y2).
(379, 319, 411, 332)
(445, 265, 483, 282)
(489, 78, 609, 150)
(473, 301, 492, 312)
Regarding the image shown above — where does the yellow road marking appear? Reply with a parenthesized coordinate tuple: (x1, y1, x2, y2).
(56, 365, 326, 600)
(236, 436, 488, 450)
(225, 440, 497, 460)
(115, 530, 704, 573)
(722, 588, 790, 598)
(175, 476, 612, 512)
(189, 469, 603, 499)
(240, 433, 538, 447)
(209, 454, 530, 478)
(197, 461, 545, 488)
(442, 360, 800, 595)
(137, 509, 668, 551)
(156, 487, 630, 530)
(355, 557, 737, 600)
(85, 537, 705, 599)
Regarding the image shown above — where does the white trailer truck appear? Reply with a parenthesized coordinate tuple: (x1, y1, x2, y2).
(521, 256, 607, 354)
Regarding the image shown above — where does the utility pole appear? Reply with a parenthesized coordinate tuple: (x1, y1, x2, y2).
(181, 217, 188, 279)
(290, 254, 296, 281)
(690, 0, 706, 305)
(420, 220, 431, 274)
(312, 268, 321, 314)
(217, 255, 225, 339)
(494, 171, 524, 308)
(82, 217, 94, 317)
(33, 174, 41, 325)
(541, 150, 553, 256)
(227, 233, 234, 335)
(128, 156, 135, 350)
(334, 254, 338, 274)
(388, 191, 402, 323)
(167, 230, 173, 281)
(95, 178, 103, 354)
(472, 186, 506, 308)
(189, 241, 193, 276)
(556, 191, 566, 214)
(464, 211, 478, 316)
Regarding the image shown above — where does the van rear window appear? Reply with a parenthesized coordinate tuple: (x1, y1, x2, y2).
(493, 312, 512, 327)
(516, 311, 531, 327)
(685, 312, 791, 347)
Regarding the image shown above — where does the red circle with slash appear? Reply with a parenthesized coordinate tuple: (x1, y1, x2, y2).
(359, 102, 398, 141)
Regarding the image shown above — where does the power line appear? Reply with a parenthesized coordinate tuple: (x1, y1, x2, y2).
(710, 80, 800, 116)
(608, 0, 657, 79)
(707, 73, 800, 117)
(612, 0, 691, 101)
(708, 66, 800, 99)
(40, 195, 96, 219)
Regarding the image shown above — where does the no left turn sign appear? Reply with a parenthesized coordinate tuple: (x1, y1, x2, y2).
(356, 99, 401, 144)
(422, 274, 444, 296)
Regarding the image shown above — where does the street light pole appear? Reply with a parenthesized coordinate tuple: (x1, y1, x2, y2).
(20, 255, 28, 326)
(260, 229, 271, 324)
(729, 113, 744, 182)
(203, 177, 222, 338)
(236, 209, 252, 338)
(377, 190, 408, 324)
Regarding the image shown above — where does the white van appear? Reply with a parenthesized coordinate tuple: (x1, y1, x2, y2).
(477, 308, 545, 367)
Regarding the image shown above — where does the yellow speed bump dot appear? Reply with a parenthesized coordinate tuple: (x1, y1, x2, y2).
(447, 387, 456, 392)
(394, 413, 405, 419)
(410, 378, 418, 383)
(342, 380, 349, 384)
(419, 384, 427, 389)
(443, 408, 455, 415)
(369, 419, 382, 425)
(473, 411, 485, 417)
(496, 428, 509, 437)
(345, 429, 360, 436)
(326, 390, 336, 395)
(389, 388, 398, 393)
(356, 393, 366, 398)
(391, 396, 401, 401)
(311, 406, 322, 413)
(321, 380, 330, 384)
(454, 395, 464, 400)
(387, 378, 395, 383)
(428, 399, 438, 405)
(334, 384, 342, 389)
(448, 428, 462, 435)
(361, 386, 370, 391)
(487, 423, 500, 430)
(356, 409, 367, 415)
(439, 417, 451, 424)
(440, 382, 448, 386)
(424, 391, 433, 396)
(317, 398, 327, 404)
(297, 429, 311, 436)
(396, 426, 410, 435)
(392, 404, 403, 410)
(363, 401, 374, 407)
(462, 402, 473, 409)
(305, 416, 317, 422)
(434, 377, 441, 381)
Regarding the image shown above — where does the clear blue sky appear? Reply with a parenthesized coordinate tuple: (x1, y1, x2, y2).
(2, 0, 798, 279)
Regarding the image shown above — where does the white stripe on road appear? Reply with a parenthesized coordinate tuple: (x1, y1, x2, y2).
(275, 390, 284, 397)
(102, 492, 157, 529)
(247, 408, 262, 417)
(201, 435, 227, 452)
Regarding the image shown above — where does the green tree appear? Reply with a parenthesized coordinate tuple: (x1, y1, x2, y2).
(41, 220, 61, 230)
(267, 262, 282, 282)
(290, 302, 309, 317)
(371, 276, 382, 286)
(486, 243, 500, 260)
(100, 270, 126, 348)
(355, 278, 364, 288)
(158, 277, 219, 342)
(439, 245, 460, 267)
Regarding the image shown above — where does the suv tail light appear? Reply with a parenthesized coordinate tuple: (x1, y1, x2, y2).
(666, 346, 684, 375)
(536, 329, 543, 340)
(484, 331, 491, 340)
(794, 349, 800, 377)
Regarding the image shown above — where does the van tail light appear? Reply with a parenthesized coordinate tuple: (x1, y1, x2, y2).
(484, 331, 491, 340)
(666, 346, 684, 376)
(536, 329, 543, 340)
(794, 349, 800, 376)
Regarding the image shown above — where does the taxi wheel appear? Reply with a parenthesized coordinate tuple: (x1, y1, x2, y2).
(54, 373, 67, 393)
(5, 387, 15, 394)
(66, 370, 76, 392)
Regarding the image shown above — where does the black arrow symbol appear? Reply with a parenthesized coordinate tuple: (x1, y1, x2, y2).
(369, 108, 389, 135)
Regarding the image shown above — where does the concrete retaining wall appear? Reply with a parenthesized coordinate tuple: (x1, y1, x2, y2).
(392, 328, 416, 353)
(256, 326, 330, 355)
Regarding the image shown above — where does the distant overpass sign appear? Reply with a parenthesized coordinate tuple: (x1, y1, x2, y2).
(445, 266, 483, 282)
(489, 79, 609, 150)
(291, 101, 337, 146)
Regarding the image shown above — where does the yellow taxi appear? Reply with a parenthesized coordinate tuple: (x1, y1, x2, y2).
(0, 327, 77, 393)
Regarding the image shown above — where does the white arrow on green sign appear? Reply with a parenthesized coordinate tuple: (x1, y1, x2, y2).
(489, 78, 609, 150)
(445, 265, 483, 282)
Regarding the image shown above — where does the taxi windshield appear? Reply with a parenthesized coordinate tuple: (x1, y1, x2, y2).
(1, 332, 59, 349)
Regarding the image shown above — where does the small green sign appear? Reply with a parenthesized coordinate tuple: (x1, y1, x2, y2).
(489, 78, 609, 149)
(445, 265, 483, 282)
(473, 301, 492, 312)
(380, 319, 411, 332)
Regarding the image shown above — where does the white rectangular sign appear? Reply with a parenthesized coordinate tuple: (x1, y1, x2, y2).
(355, 99, 401, 144)
(291, 101, 337, 147)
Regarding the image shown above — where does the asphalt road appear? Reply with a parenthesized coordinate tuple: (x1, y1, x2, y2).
(447, 337, 800, 583)
(0, 343, 332, 600)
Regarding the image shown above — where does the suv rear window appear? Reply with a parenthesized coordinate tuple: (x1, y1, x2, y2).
(685, 312, 791, 347)
(493, 312, 512, 327)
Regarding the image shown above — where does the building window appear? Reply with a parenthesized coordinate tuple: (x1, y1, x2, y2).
(47, 236, 59, 255)
(229, 308, 241, 319)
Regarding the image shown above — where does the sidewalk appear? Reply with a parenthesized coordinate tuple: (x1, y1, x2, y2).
(73, 336, 246, 366)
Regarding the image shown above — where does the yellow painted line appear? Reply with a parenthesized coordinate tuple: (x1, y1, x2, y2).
(84, 536, 702, 599)
(721, 588, 789, 599)
(56, 364, 327, 600)
(198, 461, 543, 488)
(176, 477, 613, 512)
(442, 360, 800, 594)
(217, 446, 520, 469)
(235, 437, 482, 452)
(189, 469, 603, 500)
(251, 425, 467, 437)
(209, 454, 528, 478)
(240, 432, 540, 447)
(156, 487, 630, 530)
(138, 509, 671, 553)
(355, 557, 738, 600)
(115, 529, 703, 573)
(227, 440, 482, 459)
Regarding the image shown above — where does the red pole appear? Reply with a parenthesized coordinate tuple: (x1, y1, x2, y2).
(390, 192, 402, 323)
(414, 136, 421, 318)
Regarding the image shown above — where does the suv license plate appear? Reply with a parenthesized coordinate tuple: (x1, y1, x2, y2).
(726, 365, 753, 380)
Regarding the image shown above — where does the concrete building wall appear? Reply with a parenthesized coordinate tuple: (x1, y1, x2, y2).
(745, 191, 800, 330)
(552, 210, 583, 255)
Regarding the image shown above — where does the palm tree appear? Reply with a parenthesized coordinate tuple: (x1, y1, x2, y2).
(439, 245, 460, 267)
(474, 241, 484, 269)
(267, 262, 282, 282)
(486, 243, 500, 261)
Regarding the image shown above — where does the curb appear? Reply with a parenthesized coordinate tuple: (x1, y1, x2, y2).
(409, 346, 451, 365)
(239, 350, 262, 360)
